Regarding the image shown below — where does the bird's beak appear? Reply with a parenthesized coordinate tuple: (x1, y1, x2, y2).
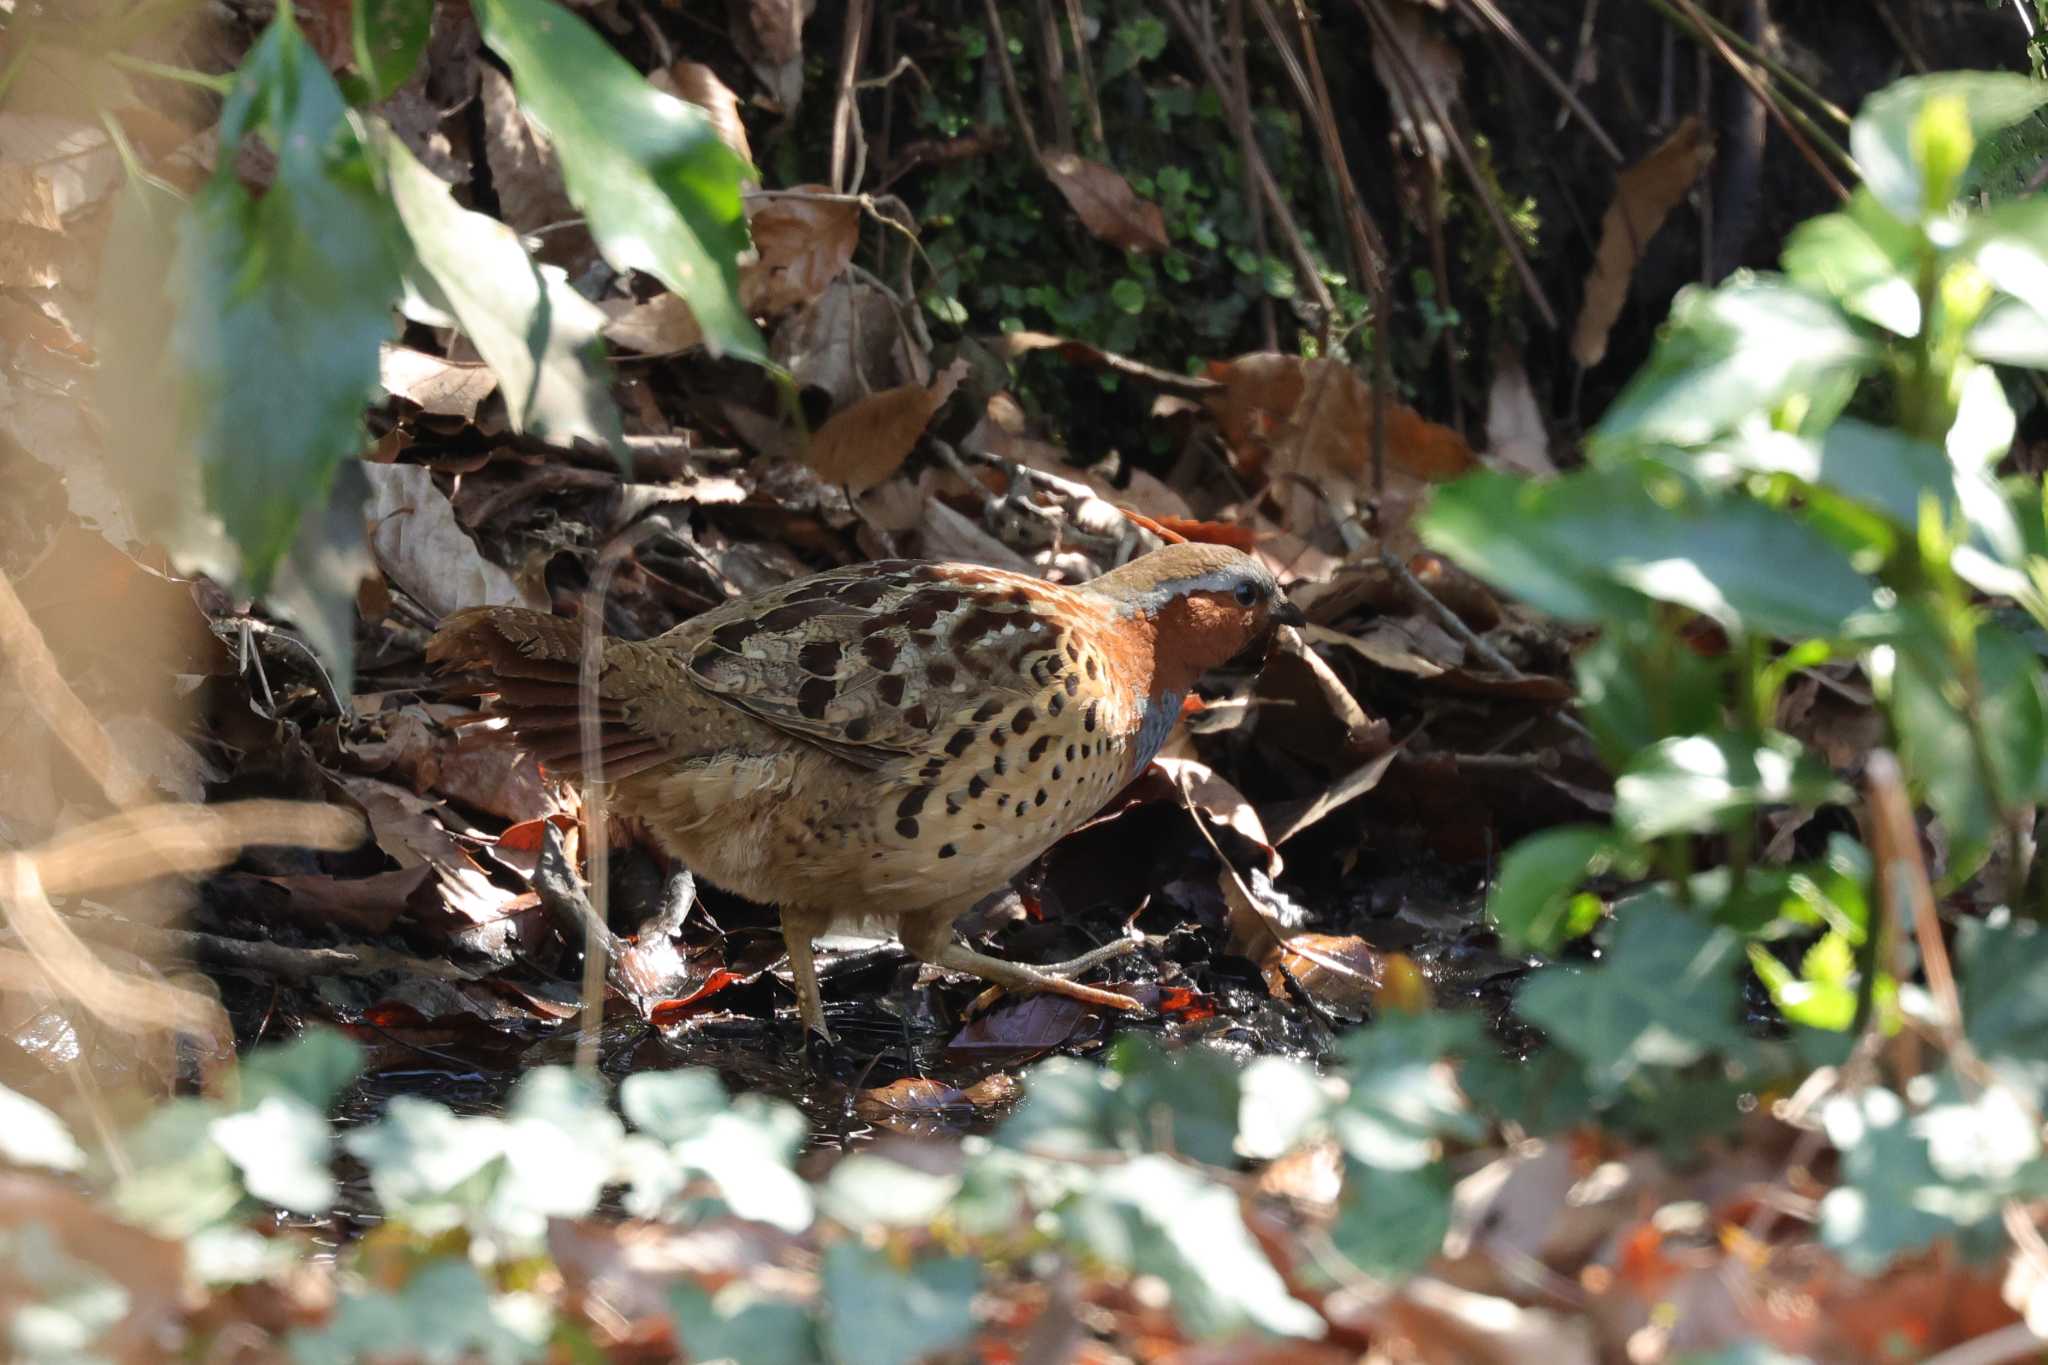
(1271, 598, 1306, 628)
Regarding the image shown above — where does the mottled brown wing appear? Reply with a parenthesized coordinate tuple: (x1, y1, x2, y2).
(683, 560, 1083, 769)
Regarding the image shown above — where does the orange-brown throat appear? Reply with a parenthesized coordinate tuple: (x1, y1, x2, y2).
(1148, 590, 1266, 694)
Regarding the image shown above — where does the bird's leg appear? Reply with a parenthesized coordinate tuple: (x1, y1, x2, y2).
(901, 910, 1143, 1012)
(1032, 937, 1143, 978)
(780, 911, 834, 1042)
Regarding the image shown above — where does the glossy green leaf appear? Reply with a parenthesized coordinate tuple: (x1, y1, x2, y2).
(210, 1097, 336, 1215)
(472, 0, 761, 361)
(1420, 466, 1878, 640)
(1780, 193, 1921, 335)
(1327, 1159, 1452, 1281)
(1587, 278, 1873, 454)
(1817, 1079, 2017, 1273)
(1064, 1154, 1325, 1338)
(1615, 731, 1846, 842)
(1574, 620, 1728, 769)
(820, 1245, 978, 1365)
(1690, 419, 1951, 532)
(1888, 616, 2048, 858)
(378, 125, 624, 455)
(1515, 896, 1749, 1092)
(1487, 823, 1628, 952)
(669, 1282, 821, 1365)
(1333, 1012, 1484, 1170)
(1747, 933, 1858, 1032)
(351, 0, 431, 102)
(1852, 72, 2048, 223)
(172, 8, 405, 592)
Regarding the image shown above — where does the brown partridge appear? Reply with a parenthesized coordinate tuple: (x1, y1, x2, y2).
(429, 541, 1302, 1040)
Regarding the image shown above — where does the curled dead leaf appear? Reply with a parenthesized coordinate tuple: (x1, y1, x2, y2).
(804, 358, 969, 491)
(379, 343, 499, 421)
(658, 60, 753, 166)
(1572, 116, 1714, 369)
(1042, 152, 1169, 253)
(743, 188, 860, 317)
(1205, 352, 1474, 483)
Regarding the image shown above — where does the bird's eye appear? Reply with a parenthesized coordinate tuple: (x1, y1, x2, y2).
(1233, 581, 1262, 608)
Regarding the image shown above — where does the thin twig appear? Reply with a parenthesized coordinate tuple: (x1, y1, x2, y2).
(1063, 0, 1105, 148)
(980, 0, 1043, 164)
(1661, 0, 1849, 202)
(1455, 0, 1622, 161)
(1640, 0, 1852, 127)
(829, 0, 870, 192)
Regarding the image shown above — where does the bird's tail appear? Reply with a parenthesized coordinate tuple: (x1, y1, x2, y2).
(427, 608, 671, 779)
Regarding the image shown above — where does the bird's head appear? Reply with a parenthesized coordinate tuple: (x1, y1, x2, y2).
(1089, 541, 1304, 689)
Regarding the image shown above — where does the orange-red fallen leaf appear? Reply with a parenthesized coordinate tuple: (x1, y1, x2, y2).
(648, 968, 749, 1024)
(1572, 116, 1715, 368)
(1203, 352, 1475, 483)
(804, 358, 969, 490)
(1042, 151, 1170, 253)
(1613, 1220, 1686, 1298)
(742, 188, 861, 317)
(1150, 516, 1259, 551)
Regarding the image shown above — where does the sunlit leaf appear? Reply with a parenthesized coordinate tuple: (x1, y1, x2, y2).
(820, 1245, 978, 1365)
(1615, 731, 1845, 842)
(1853, 72, 2048, 223)
(1487, 823, 1629, 952)
(472, 0, 762, 361)
(0, 1084, 85, 1172)
(210, 1097, 336, 1215)
(1327, 1159, 1451, 1281)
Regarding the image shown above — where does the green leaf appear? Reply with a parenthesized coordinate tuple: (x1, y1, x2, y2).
(342, 1098, 509, 1238)
(471, 0, 761, 362)
(666, 1103, 815, 1233)
(290, 1258, 549, 1365)
(1110, 277, 1147, 314)
(1588, 278, 1873, 454)
(1064, 1155, 1325, 1339)
(1574, 620, 1728, 769)
(0, 1085, 84, 1172)
(1487, 824, 1628, 952)
(668, 1282, 821, 1365)
(1237, 1057, 1331, 1160)
(1888, 616, 2048, 857)
(1968, 295, 2048, 367)
(210, 1096, 336, 1215)
(619, 1068, 727, 1142)
(172, 8, 405, 592)
(1419, 466, 1878, 640)
(1515, 896, 1750, 1092)
(1456, 1044, 1595, 1136)
(994, 1056, 1119, 1156)
(378, 125, 624, 455)
(1615, 732, 1845, 842)
(1747, 933, 1858, 1032)
(1333, 1012, 1484, 1170)
(1852, 73, 2048, 223)
(1327, 1159, 1451, 1281)
(240, 1029, 364, 1114)
(818, 1153, 960, 1230)
(1780, 193, 1921, 335)
(1690, 419, 1952, 533)
(111, 1100, 246, 1236)
(351, 0, 431, 102)
(820, 1245, 978, 1365)
(1959, 914, 2048, 1103)
(1817, 1079, 2016, 1273)
(1108, 1035, 1241, 1166)
(492, 1068, 625, 1236)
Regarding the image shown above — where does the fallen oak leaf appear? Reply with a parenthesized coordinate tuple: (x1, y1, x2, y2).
(1572, 115, 1714, 369)
(804, 358, 969, 491)
(1042, 151, 1169, 253)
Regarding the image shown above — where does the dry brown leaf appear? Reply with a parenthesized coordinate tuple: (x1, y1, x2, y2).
(1206, 352, 1474, 483)
(1372, 3, 1463, 160)
(379, 343, 499, 420)
(742, 189, 860, 316)
(731, 0, 814, 113)
(1572, 116, 1714, 368)
(1042, 152, 1169, 253)
(775, 279, 927, 407)
(364, 462, 541, 618)
(804, 358, 968, 491)
(659, 60, 753, 167)
(601, 293, 705, 355)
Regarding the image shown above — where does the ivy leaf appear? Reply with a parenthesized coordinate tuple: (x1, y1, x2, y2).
(1615, 731, 1845, 842)
(239, 1029, 363, 1114)
(1108, 1035, 1241, 1166)
(1064, 1155, 1325, 1339)
(291, 1259, 549, 1365)
(1515, 896, 1750, 1092)
(210, 1096, 336, 1215)
(1959, 915, 2048, 1102)
(472, 0, 762, 361)
(820, 1245, 978, 1365)
(378, 124, 624, 456)
(1332, 1012, 1484, 1170)
(350, 0, 431, 103)
(1327, 1159, 1452, 1281)
(1486, 823, 1628, 952)
(669, 1282, 821, 1365)
(171, 7, 405, 592)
